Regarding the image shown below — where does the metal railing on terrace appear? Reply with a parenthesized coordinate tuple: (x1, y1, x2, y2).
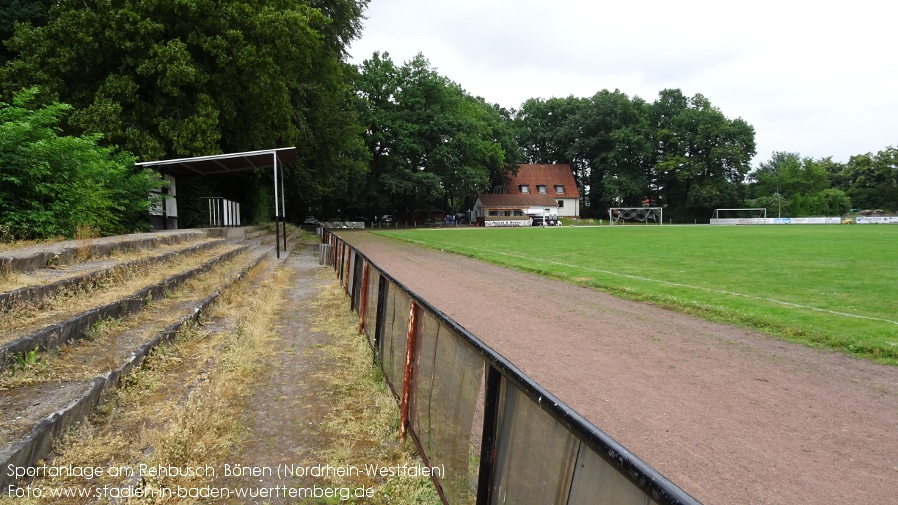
(201, 197, 241, 227)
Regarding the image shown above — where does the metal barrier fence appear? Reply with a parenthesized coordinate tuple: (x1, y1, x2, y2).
(322, 230, 701, 505)
(201, 197, 241, 227)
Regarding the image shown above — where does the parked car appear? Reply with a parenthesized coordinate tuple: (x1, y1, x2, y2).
(303, 216, 316, 225)
(531, 216, 559, 226)
(381, 214, 393, 223)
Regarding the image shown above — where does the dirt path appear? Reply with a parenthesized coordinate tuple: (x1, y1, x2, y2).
(225, 241, 440, 504)
(342, 231, 898, 505)
(225, 244, 339, 500)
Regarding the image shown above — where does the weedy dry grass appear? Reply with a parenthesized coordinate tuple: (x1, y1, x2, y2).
(0, 245, 243, 343)
(310, 278, 441, 504)
(0, 254, 439, 504)
(0, 268, 24, 292)
(73, 223, 100, 262)
(0, 252, 260, 389)
(0, 237, 218, 293)
(0, 261, 280, 504)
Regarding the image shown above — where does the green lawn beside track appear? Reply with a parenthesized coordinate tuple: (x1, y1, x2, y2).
(373, 225, 898, 365)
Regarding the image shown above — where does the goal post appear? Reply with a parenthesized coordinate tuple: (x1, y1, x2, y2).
(608, 207, 663, 225)
(710, 208, 767, 225)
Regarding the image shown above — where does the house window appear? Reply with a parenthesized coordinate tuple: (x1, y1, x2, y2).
(537, 185, 547, 194)
(488, 210, 499, 216)
(555, 185, 564, 194)
(519, 185, 529, 194)
(558, 200, 564, 208)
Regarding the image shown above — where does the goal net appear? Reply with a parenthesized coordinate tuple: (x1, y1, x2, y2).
(710, 208, 767, 225)
(608, 207, 663, 225)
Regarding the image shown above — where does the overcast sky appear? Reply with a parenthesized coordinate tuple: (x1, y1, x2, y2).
(346, 0, 897, 167)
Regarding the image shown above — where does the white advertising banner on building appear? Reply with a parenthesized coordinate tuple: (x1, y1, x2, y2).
(856, 216, 898, 224)
(484, 220, 531, 227)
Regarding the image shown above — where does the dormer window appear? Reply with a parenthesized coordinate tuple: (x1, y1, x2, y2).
(519, 185, 529, 194)
(555, 185, 564, 194)
(537, 185, 547, 194)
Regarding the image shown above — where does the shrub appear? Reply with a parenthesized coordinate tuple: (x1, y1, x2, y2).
(0, 87, 160, 238)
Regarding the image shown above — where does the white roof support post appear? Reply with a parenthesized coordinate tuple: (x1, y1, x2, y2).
(273, 151, 280, 259)
(280, 160, 287, 252)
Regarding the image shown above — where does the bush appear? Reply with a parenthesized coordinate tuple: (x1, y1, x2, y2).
(0, 88, 160, 239)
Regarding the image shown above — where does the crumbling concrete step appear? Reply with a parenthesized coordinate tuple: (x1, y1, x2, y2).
(0, 229, 303, 490)
(0, 229, 215, 274)
(0, 238, 228, 312)
(0, 256, 268, 489)
(0, 245, 248, 371)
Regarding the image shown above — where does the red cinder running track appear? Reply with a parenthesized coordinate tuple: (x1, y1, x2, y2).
(342, 231, 898, 505)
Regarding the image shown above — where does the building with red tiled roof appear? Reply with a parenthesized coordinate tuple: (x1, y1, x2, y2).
(470, 164, 581, 226)
(504, 164, 581, 217)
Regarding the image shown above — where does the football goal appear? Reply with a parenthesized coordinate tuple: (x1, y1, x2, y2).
(608, 207, 663, 225)
(710, 208, 767, 225)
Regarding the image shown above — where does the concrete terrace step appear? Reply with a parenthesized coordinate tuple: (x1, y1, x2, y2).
(0, 229, 302, 489)
(0, 243, 248, 370)
(0, 229, 216, 274)
(0, 237, 228, 312)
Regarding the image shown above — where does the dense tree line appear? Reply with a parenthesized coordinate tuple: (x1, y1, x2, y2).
(1, 0, 895, 236)
(1, 0, 369, 235)
(748, 149, 897, 216)
(353, 52, 519, 219)
(514, 89, 757, 221)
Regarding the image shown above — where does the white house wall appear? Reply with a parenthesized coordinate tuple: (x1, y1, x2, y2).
(164, 174, 178, 218)
(556, 197, 579, 217)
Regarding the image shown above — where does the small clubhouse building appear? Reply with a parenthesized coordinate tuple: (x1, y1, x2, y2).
(472, 193, 560, 226)
(472, 164, 581, 226)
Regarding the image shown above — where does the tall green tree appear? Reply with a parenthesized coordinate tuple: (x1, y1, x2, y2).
(749, 152, 858, 217)
(2, 0, 335, 158)
(355, 52, 513, 218)
(0, 0, 52, 64)
(652, 89, 756, 220)
(837, 147, 898, 211)
(515, 96, 583, 166)
(570, 90, 653, 213)
(512, 89, 755, 220)
(751, 152, 829, 199)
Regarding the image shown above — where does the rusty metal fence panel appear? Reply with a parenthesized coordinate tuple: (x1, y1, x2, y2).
(490, 380, 580, 504)
(321, 229, 700, 505)
(410, 310, 484, 504)
(363, 268, 380, 349)
(380, 282, 410, 398)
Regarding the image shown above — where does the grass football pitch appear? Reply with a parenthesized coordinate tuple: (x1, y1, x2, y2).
(374, 224, 898, 365)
